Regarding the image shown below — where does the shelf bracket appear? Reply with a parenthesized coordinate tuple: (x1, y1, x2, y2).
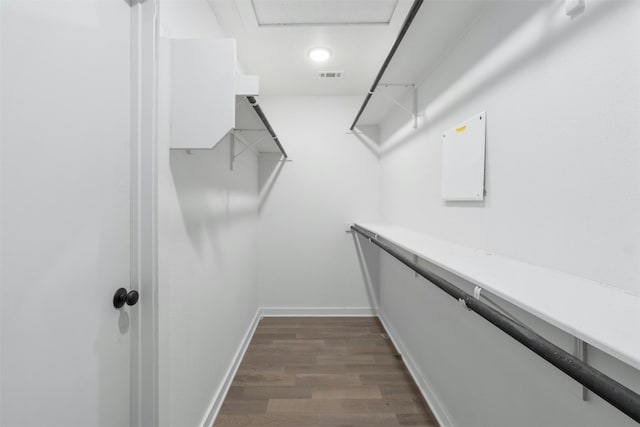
(230, 130, 268, 170)
(473, 286, 482, 299)
(574, 338, 589, 401)
(372, 83, 418, 129)
(412, 86, 418, 129)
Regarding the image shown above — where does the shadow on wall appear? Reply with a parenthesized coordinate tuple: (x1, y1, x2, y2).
(258, 152, 286, 212)
(353, 233, 381, 310)
(350, 125, 381, 159)
(380, 0, 624, 157)
(169, 139, 258, 258)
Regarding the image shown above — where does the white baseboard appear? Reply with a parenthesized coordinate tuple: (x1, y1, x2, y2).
(198, 308, 262, 427)
(378, 312, 456, 427)
(260, 306, 378, 317)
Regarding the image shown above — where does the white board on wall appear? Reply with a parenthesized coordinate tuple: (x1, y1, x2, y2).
(441, 111, 486, 201)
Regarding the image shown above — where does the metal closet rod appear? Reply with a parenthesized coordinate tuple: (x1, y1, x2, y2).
(351, 224, 640, 424)
(349, 0, 424, 131)
(246, 96, 288, 158)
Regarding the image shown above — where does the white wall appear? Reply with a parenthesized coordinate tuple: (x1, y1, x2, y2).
(380, 0, 640, 296)
(157, 2, 259, 426)
(257, 96, 382, 313)
(161, 0, 225, 39)
(376, 1, 640, 426)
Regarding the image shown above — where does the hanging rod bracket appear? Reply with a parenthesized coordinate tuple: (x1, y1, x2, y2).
(459, 298, 472, 311)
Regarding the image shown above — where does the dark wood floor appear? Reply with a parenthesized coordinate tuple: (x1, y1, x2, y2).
(213, 317, 439, 427)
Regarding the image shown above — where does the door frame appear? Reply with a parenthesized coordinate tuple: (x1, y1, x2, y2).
(130, 0, 159, 426)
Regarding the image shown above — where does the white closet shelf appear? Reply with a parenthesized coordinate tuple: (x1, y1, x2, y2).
(356, 222, 640, 371)
(166, 38, 287, 159)
(351, 0, 492, 128)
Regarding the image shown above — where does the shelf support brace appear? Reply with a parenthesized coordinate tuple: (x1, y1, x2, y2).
(372, 84, 418, 128)
(230, 133, 235, 171)
(230, 130, 268, 170)
(574, 338, 589, 401)
(233, 130, 268, 155)
(413, 86, 418, 129)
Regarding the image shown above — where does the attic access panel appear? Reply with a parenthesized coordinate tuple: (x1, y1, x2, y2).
(441, 112, 486, 201)
(252, 0, 399, 26)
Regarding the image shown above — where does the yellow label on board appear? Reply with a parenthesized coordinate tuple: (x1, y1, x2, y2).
(456, 125, 467, 133)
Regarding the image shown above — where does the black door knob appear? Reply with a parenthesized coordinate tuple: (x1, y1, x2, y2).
(113, 288, 139, 309)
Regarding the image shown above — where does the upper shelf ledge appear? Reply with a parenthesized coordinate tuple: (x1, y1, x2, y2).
(355, 222, 640, 371)
(350, 0, 523, 128)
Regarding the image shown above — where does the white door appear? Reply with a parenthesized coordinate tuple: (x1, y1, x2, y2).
(1, 0, 134, 426)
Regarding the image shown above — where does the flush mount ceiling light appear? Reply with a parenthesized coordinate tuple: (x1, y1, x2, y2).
(308, 47, 331, 63)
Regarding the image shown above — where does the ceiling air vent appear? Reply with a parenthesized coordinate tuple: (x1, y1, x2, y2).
(318, 71, 343, 79)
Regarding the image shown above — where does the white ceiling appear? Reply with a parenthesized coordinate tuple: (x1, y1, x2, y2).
(206, 0, 413, 95)
(252, 0, 399, 26)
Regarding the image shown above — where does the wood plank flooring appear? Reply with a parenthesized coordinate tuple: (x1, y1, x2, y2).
(213, 317, 439, 427)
